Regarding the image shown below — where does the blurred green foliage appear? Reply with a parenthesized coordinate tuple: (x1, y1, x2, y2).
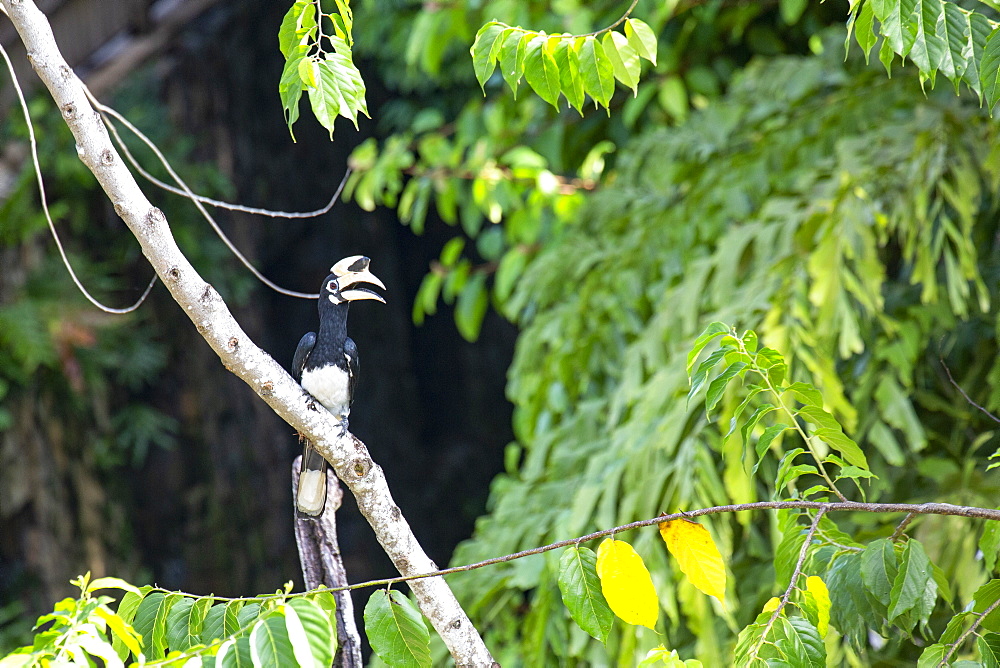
(0, 78, 240, 651)
(337, 0, 1000, 661)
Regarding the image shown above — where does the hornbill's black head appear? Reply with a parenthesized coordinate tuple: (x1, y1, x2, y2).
(322, 255, 386, 306)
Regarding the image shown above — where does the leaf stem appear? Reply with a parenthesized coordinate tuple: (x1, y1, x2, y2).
(940, 594, 1000, 666)
(749, 506, 828, 662)
(578, 0, 641, 38)
(736, 334, 847, 501)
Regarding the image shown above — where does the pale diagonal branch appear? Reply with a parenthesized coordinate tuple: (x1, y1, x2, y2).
(0, 2, 494, 664)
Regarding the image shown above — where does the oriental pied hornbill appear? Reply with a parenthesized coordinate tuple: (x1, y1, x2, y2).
(292, 256, 385, 516)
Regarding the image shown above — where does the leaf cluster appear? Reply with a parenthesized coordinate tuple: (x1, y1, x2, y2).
(449, 45, 1000, 663)
(278, 0, 368, 139)
(846, 0, 1000, 107)
(471, 18, 657, 112)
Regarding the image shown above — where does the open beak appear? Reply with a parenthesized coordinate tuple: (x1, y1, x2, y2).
(331, 256, 386, 303)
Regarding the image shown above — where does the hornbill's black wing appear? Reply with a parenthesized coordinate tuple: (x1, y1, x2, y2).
(344, 336, 358, 406)
(291, 332, 316, 383)
(293, 331, 327, 517)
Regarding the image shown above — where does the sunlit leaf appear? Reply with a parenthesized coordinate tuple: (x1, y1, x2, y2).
(576, 36, 615, 108)
(658, 519, 727, 602)
(625, 18, 658, 65)
(595, 538, 659, 629)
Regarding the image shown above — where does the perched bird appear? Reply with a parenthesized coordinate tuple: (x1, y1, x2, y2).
(292, 256, 385, 516)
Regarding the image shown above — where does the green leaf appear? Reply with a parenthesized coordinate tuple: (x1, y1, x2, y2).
(87, 578, 141, 596)
(576, 36, 615, 108)
(917, 643, 950, 668)
(783, 382, 824, 408)
(495, 247, 528, 303)
(278, 1, 316, 58)
(218, 635, 253, 668)
(908, 0, 946, 74)
(965, 12, 992, 99)
(250, 614, 297, 667)
(940, 610, 977, 643)
(237, 602, 262, 631)
(523, 35, 561, 108)
(151, 593, 179, 660)
(814, 427, 868, 470)
(937, 2, 970, 82)
(828, 553, 877, 644)
(499, 30, 528, 95)
(111, 587, 150, 660)
(602, 31, 640, 94)
(882, 0, 918, 58)
(224, 600, 246, 637)
(974, 580, 1000, 632)
(472, 22, 506, 90)
(754, 424, 789, 472)
(165, 598, 203, 652)
(980, 27, 1000, 110)
(980, 633, 1000, 668)
(854, 2, 877, 61)
(880, 27, 896, 76)
(687, 323, 730, 378)
(688, 349, 725, 404)
(775, 448, 817, 490)
(982, 520, 1000, 572)
(705, 362, 747, 413)
(131, 592, 166, 657)
(285, 599, 336, 668)
(201, 603, 227, 644)
(781, 0, 809, 24)
(455, 273, 489, 342)
(625, 19, 657, 65)
(861, 539, 899, 608)
(558, 546, 613, 644)
(739, 402, 775, 445)
(553, 38, 585, 113)
(784, 617, 825, 666)
(875, 376, 926, 452)
(307, 51, 369, 137)
(364, 590, 432, 668)
(279, 45, 308, 138)
(888, 539, 933, 629)
(870, 0, 892, 22)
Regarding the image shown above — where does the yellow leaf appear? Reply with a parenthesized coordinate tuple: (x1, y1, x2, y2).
(762, 597, 781, 613)
(595, 538, 659, 630)
(658, 519, 727, 602)
(806, 575, 830, 638)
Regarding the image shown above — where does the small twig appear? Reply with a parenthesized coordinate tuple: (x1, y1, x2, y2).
(310, 500, 1000, 594)
(750, 506, 828, 661)
(0, 39, 156, 313)
(940, 595, 1000, 666)
(99, 108, 350, 220)
(136, 499, 1000, 605)
(578, 0, 642, 37)
(90, 95, 320, 300)
(889, 512, 916, 541)
(941, 359, 1000, 424)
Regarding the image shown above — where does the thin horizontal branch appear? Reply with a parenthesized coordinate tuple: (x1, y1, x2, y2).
(328, 499, 1000, 592)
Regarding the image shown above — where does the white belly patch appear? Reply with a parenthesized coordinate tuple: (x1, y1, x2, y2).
(301, 365, 351, 417)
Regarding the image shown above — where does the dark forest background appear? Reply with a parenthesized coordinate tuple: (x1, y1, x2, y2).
(0, 0, 512, 640)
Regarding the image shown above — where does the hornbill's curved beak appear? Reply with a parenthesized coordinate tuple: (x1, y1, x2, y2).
(331, 255, 386, 303)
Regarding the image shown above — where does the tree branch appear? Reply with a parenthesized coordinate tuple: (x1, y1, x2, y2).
(0, 2, 494, 664)
(310, 499, 1000, 593)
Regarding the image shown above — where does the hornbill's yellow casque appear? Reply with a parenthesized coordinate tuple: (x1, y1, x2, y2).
(292, 256, 385, 516)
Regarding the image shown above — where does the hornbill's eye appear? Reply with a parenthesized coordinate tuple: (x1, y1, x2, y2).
(326, 280, 338, 293)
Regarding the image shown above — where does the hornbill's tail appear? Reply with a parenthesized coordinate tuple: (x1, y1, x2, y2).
(296, 441, 328, 517)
